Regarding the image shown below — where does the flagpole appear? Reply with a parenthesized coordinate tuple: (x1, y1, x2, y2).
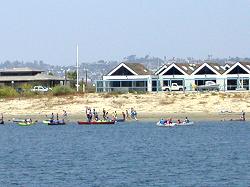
(76, 44, 79, 92)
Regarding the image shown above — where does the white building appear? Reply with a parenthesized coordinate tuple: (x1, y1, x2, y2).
(96, 62, 156, 92)
(96, 61, 250, 92)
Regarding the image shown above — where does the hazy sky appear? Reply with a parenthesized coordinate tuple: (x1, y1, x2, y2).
(0, 0, 250, 65)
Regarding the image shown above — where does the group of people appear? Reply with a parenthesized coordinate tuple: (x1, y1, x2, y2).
(24, 118, 33, 123)
(49, 110, 67, 122)
(160, 117, 189, 125)
(124, 108, 137, 120)
(85, 107, 137, 122)
(224, 110, 246, 121)
(86, 107, 99, 122)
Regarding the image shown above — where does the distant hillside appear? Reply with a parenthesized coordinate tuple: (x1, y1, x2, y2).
(1, 56, 249, 82)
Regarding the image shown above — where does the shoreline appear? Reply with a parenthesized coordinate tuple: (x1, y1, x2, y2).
(3, 112, 247, 122)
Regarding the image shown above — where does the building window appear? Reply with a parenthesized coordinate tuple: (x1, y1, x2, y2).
(121, 81, 132, 87)
(195, 79, 216, 86)
(110, 81, 120, 87)
(96, 81, 103, 88)
(135, 81, 147, 87)
(227, 79, 237, 90)
(163, 80, 169, 86)
(171, 80, 183, 86)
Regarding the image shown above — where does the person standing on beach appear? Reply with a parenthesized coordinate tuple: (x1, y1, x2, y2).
(103, 108, 106, 119)
(86, 107, 91, 122)
(95, 111, 99, 121)
(51, 113, 54, 120)
(122, 112, 126, 120)
(105, 112, 109, 121)
(130, 108, 134, 119)
(134, 110, 137, 120)
(130, 108, 137, 120)
(1, 113, 3, 122)
(93, 109, 97, 121)
(63, 110, 67, 118)
(241, 110, 246, 121)
(90, 108, 93, 122)
(126, 110, 129, 120)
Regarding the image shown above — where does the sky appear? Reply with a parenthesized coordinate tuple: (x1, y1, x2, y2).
(0, 0, 250, 65)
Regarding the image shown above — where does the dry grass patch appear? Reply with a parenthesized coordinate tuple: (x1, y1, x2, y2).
(211, 92, 218, 96)
(199, 101, 207, 104)
(180, 96, 186, 99)
(101, 92, 121, 98)
(230, 94, 244, 98)
(111, 100, 124, 108)
(134, 95, 143, 99)
(123, 95, 129, 99)
(219, 93, 227, 99)
(159, 98, 175, 105)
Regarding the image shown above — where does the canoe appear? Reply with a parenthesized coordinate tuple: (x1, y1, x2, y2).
(43, 120, 50, 124)
(48, 120, 66, 125)
(18, 122, 35, 126)
(221, 118, 246, 122)
(176, 121, 194, 126)
(78, 121, 115, 125)
(156, 121, 176, 127)
(229, 119, 245, 121)
(13, 118, 25, 123)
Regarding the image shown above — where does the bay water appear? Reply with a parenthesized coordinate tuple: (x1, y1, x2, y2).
(0, 121, 249, 186)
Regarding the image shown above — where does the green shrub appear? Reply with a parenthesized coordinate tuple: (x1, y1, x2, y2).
(52, 85, 75, 96)
(129, 90, 147, 94)
(21, 83, 33, 90)
(0, 87, 18, 97)
(22, 91, 38, 97)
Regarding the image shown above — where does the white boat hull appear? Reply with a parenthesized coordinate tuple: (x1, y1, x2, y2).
(156, 121, 194, 127)
(156, 121, 176, 127)
(177, 121, 194, 126)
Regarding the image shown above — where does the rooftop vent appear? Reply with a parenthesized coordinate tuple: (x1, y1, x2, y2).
(182, 66, 188, 70)
(214, 66, 220, 70)
(189, 66, 194, 71)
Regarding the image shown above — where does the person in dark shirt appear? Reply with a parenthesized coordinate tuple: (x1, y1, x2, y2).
(241, 110, 246, 121)
(122, 112, 126, 120)
(103, 108, 106, 119)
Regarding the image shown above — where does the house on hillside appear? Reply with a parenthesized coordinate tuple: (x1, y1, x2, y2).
(96, 61, 250, 92)
(0, 67, 65, 87)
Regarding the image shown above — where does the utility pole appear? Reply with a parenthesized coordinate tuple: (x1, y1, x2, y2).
(64, 70, 67, 86)
(82, 78, 85, 92)
(85, 70, 88, 92)
(76, 44, 79, 92)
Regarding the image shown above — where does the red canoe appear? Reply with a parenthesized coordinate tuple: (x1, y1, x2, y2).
(77, 121, 115, 125)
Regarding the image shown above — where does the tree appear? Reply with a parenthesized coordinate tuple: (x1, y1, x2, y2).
(67, 71, 77, 80)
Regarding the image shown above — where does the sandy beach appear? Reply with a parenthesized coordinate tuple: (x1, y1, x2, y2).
(0, 92, 249, 121)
